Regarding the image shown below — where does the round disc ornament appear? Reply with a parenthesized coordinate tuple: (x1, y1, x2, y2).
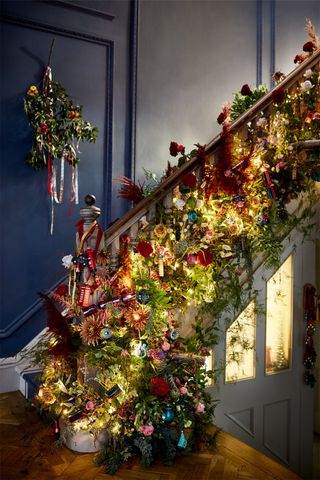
(137, 289, 150, 304)
(101, 327, 113, 340)
(162, 406, 174, 423)
(188, 210, 197, 223)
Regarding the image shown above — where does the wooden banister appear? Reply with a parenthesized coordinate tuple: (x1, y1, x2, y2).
(105, 51, 320, 245)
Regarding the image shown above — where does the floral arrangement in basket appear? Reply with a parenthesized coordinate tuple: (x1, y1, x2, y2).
(32, 21, 319, 476)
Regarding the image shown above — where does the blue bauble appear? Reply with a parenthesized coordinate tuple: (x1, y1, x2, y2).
(188, 210, 197, 222)
(101, 327, 113, 340)
(169, 330, 178, 341)
(232, 195, 244, 203)
(162, 406, 174, 423)
(137, 289, 150, 304)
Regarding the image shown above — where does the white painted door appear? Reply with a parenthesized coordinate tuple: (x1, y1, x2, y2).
(210, 213, 319, 478)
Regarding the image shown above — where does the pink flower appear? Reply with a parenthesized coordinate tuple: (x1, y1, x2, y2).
(179, 386, 188, 395)
(195, 402, 205, 414)
(186, 254, 197, 265)
(162, 341, 171, 352)
(85, 400, 96, 411)
(139, 424, 154, 436)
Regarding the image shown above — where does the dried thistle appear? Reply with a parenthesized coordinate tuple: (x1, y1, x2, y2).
(305, 18, 320, 48)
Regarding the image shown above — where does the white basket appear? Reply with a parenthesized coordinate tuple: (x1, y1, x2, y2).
(60, 419, 108, 453)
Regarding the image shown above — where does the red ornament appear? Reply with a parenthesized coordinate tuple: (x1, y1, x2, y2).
(86, 249, 96, 271)
(197, 249, 213, 266)
(150, 377, 170, 396)
(135, 241, 153, 257)
(78, 285, 91, 307)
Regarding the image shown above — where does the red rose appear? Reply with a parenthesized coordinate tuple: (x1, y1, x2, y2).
(54, 284, 68, 296)
(272, 87, 285, 104)
(182, 172, 197, 188)
(197, 249, 213, 266)
(169, 141, 185, 157)
(240, 84, 253, 96)
(135, 241, 153, 257)
(303, 41, 316, 53)
(150, 377, 170, 396)
(294, 54, 305, 64)
(217, 111, 227, 125)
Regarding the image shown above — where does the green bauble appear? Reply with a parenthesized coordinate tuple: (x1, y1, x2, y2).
(311, 169, 320, 182)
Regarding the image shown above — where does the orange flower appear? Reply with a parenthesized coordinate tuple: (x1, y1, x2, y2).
(125, 307, 148, 331)
(69, 110, 80, 120)
(27, 85, 39, 96)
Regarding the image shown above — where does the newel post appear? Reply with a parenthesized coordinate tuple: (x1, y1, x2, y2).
(76, 194, 103, 251)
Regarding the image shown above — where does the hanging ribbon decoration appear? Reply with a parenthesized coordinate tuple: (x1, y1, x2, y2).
(264, 171, 276, 199)
(303, 284, 318, 387)
(24, 38, 98, 234)
(42, 58, 79, 235)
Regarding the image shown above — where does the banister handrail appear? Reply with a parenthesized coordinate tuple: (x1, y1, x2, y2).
(105, 50, 320, 244)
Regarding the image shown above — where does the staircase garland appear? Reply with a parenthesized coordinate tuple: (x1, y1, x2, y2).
(32, 26, 320, 474)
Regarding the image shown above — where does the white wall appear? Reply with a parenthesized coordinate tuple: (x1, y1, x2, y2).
(135, 0, 319, 181)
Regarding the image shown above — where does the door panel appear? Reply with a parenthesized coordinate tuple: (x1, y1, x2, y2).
(211, 220, 318, 478)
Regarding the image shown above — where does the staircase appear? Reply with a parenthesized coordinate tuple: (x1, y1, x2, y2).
(3, 50, 320, 400)
(104, 51, 320, 270)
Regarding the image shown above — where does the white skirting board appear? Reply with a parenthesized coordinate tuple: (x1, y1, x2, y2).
(0, 328, 47, 395)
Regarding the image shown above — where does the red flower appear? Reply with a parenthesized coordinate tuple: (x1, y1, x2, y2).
(135, 241, 153, 257)
(197, 249, 213, 266)
(294, 54, 305, 64)
(169, 141, 185, 157)
(39, 123, 49, 134)
(272, 87, 285, 104)
(54, 284, 68, 297)
(240, 84, 253, 96)
(182, 172, 197, 188)
(217, 111, 227, 125)
(303, 41, 317, 53)
(150, 377, 170, 396)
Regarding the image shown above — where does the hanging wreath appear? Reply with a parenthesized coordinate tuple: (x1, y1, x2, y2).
(24, 40, 99, 233)
(24, 68, 98, 169)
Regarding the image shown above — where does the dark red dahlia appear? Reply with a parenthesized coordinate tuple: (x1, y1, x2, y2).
(135, 241, 153, 257)
(294, 54, 305, 64)
(150, 377, 170, 396)
(217, 111, 227, 125)
(240, 84, 253, 96)
(303, 41, 317, 53)
(182, 172, 197, 188)
(197, 249, 213, 266)
(272, 87, 285, 104)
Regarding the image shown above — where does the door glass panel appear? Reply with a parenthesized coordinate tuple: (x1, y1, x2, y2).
(265, 255, 293, 375)
(225, 300, 256, 383)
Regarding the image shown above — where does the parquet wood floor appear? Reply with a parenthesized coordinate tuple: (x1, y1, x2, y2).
(0, 392, 302, 480)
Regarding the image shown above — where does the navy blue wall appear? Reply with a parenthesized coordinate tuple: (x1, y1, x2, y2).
(0, 0, 136, 356)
